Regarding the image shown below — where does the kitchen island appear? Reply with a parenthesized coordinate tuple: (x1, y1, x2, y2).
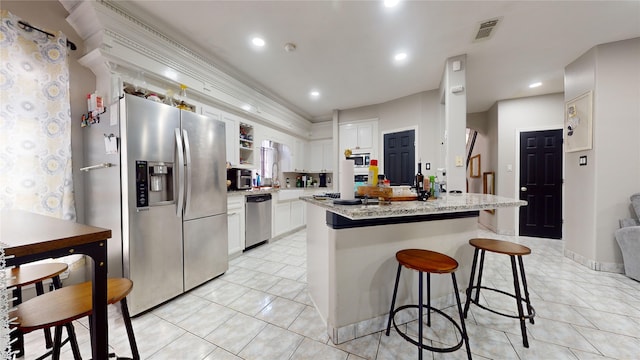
(300, 193, 526, 344)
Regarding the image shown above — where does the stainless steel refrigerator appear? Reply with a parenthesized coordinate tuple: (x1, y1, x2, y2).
(83, 94, 228, 316)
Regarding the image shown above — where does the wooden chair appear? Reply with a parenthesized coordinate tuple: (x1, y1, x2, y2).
(6, 262, 69, 358)
(14, 278, 140, 360)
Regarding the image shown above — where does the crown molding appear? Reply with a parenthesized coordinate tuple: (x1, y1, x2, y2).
(64, 0, 312, 136)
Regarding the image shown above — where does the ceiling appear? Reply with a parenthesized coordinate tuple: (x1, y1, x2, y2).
(113, 1, 640, 122)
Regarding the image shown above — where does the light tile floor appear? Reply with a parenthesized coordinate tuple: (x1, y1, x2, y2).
(19, 228, 640, 359)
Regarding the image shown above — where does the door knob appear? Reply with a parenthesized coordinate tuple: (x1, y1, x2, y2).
(520, 186, 528, 191)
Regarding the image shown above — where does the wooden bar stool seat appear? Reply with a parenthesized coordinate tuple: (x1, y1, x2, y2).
(467, 238, 531, 257)
(7, 262, 68, 358)
(463, 238, 535, 348)
(385, 249, 471, 360)
(14, 278, 140, 360)
(7, 262, 68, 289)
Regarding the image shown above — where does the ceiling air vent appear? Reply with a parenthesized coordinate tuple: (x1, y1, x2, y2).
(473, 17, 502, 42)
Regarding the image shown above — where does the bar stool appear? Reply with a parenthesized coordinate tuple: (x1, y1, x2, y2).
(6, 262, 69, 357)
(385, 249, 472, 360)
(14, 278, 140, 360)
(463, 238, 535, 347)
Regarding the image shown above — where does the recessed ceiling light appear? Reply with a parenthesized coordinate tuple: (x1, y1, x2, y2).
(242, 104, 252, 111)
(384, 0, 400, 8)
(252, 37, 265, 47)
(394, 52, 407, 61)
(310, 90, 320, 97)
(529, 82, 542, 88)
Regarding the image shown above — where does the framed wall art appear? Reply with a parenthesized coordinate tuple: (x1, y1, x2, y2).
(483, 171, 495, 214)
(565, 91, 593, 152)
(470, 154, 481, 178)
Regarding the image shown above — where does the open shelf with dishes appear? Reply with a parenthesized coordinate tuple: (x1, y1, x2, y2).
(239, 123, 254, 166)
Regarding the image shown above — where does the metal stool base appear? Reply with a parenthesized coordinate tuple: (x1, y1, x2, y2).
(463, 246, 535, 348)
(385, 261, 472, 360)
(389, 304, 465, 353)
(465, 285, 536, 321)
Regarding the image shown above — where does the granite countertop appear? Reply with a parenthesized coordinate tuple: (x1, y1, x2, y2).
(227, 187, 334, 197)
(227, 187, 280, 197)
(300, 193, 527, 220)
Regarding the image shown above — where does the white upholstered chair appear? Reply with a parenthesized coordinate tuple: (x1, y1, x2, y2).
(615, 193, 640, 281)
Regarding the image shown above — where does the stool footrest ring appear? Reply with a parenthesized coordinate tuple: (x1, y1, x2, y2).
(390, 304, 465, 353)
(466, 286, 536, 320)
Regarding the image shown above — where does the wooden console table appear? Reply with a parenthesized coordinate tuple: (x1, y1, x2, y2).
(1, 210, 111, 359)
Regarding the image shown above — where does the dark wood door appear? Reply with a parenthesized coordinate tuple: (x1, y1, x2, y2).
(384, 130, 415, 186)
(519, 129, 563, 239)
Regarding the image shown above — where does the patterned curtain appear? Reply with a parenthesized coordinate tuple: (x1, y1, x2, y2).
(0, 10, 76, 221)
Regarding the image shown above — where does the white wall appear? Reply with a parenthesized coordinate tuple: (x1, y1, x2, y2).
(467, 111, 490, 195)
(496, 93, 565, 235)
(3, 1, 96, 223)
(594, 38, 640, 265)
(564, 48, 598, 260)
(485, 103, 499, 231)
(442, 55, 468, 192)
(565, 38, 640, 268)
(337, 89, 443, 179)
(467, 112, 493, 227)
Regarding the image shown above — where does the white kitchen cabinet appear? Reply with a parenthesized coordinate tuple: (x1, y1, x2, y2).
(308, 141, 322, 171)
(357, 124, 373, 149)
(205, 106, 240, 167)
(274, 201, 291, 237)
(201, 105, 221, 120)
(322, 141, 333, 171)
(292, 138, 307, 172)
(227, 196, 245, 257)
(220, 113, 239, 167)
(272, 190, 306, 238)
(213, 110, 256, 169)
(340, 125, 358, 151)
(290, 200, 305, 229)
(308, 139, 333, 172)
(339, 120, 377, 153)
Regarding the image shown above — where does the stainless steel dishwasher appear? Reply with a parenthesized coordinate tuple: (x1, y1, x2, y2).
(245, 193, 272, 249)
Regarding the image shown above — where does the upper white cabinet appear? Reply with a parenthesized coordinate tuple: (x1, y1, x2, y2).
(292, 138, 307, 172)
(308, 139, 333, 172)
(202, 106, 236, 166)
(201, 105, 221, 120)
(339, 120, 378, 154)
(221, 114, 238, 166)
(203, 106, 257, 169)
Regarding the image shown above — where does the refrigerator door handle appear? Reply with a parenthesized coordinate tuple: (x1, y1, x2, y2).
(175, 128, 185, 217)
(182, 129, 192, 217)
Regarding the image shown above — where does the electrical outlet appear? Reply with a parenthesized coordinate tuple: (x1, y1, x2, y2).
(455, 156, 464, 167)
(425, 163, 431, 170)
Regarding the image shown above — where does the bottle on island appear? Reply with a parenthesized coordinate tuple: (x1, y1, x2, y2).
(368, 159, 379, 186)
(415, 162, 424, 191)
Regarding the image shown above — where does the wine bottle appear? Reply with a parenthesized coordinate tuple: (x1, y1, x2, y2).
(415, 162, 424, 191)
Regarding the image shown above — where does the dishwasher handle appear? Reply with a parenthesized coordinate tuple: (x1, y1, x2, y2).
(246, 194, 272, 203)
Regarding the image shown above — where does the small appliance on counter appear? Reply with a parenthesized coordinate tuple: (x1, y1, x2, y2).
(319, 173, 327, 187)
(227, 168, 252, 190)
